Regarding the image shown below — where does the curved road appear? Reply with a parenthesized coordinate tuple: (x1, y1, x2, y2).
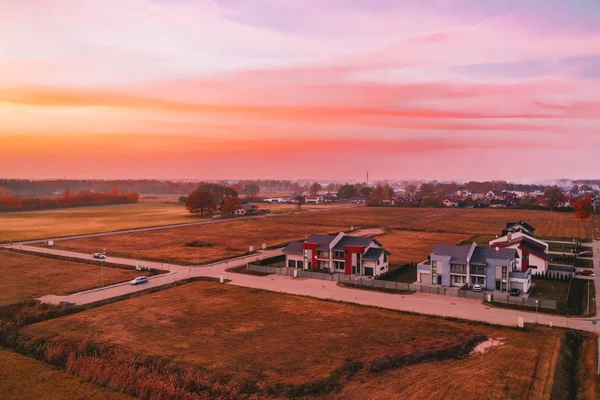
(4, 243, 599, 333)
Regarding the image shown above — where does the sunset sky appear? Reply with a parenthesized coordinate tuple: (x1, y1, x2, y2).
(1, 0, 599, 181)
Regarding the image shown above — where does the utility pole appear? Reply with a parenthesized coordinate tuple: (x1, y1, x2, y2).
(587, 279, 591, 316)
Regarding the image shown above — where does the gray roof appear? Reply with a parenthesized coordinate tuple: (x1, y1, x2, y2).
(431, 244, 470, 264)
(363, 247, 386, 260)
(432, 244, 517, 265)
(306, 234, 337, 251)
(333, 236, 379, 251)
(283, 241, 304, 254)
(471, 246, 518, 264)
(505, 221, 535, 232)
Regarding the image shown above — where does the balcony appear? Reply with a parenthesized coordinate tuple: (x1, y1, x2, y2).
(450, 265, 467, 274)
(469, 267, 487, 276)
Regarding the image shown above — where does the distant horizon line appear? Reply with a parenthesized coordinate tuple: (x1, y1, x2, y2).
(2, 177, 599, 185)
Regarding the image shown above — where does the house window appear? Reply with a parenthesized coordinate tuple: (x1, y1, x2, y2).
(364, 267, 374, 276)
(432, 261, 438, 285)
(335, 261, 344, 270)
(297, 261, 304, 269)
(287, 259, 296, 268)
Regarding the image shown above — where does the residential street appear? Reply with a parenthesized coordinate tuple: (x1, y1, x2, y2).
(3, 243, 599, 333)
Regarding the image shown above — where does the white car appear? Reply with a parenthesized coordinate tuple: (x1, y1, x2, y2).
(130, 276, 149, 285)
(92, 253, 106, 259)
(472, 284, 482, 292)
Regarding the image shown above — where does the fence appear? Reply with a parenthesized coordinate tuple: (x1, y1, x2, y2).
(246, 264, 487, 298)
(491, 292, 558, 310)
(247, 265, 560, 309)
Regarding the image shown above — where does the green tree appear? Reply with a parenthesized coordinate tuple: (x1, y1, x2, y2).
(185, 189, 216, 216)
(544, 187, 565, 211)
(359, 186, 372, 199)
(309, 182, 322, 195)
(338, 184, 358, 199)
(244, 183, 260, 197)
(296, 195, 306, 210)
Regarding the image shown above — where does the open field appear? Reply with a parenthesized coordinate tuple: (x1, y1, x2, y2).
(0, 250, 147, 306)
(250, 202, 354, 213)
(377, 230, 472, 265)
(46, 218, 346, 265)
(276, 207, 590, 239)
(0, 202, 199, 242)
(41, 207, 588, 266)
(0, 348, 131, 400)
(19, 281, 575, 399)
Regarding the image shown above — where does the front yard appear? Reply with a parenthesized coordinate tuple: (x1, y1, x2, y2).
(529, 278, 570, 302)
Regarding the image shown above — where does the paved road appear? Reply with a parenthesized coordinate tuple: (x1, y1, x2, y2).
(6, 244, 283, 305)
(0, 204, 359, 246)
(5, 244, 599, 333)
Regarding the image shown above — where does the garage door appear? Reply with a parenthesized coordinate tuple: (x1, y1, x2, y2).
(511, 282, 523, 291)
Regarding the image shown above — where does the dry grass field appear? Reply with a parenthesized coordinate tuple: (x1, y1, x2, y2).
(20, 281, 572, 399)
(46, 218, 346, 264)
(0, 348, 132, 400)
(0, 201, 198, 242)
(0, 250, 146, 306)
(251, 202, 354, 213)
(42, 207, 588, 266)
(278, 207, 590, 238)
(377, 230, 472, 265)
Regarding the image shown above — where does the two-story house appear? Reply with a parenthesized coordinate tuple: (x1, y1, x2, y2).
(489, 231, 551, 274)
(283, 233, 390, 277)
(417, 242, 531, 293)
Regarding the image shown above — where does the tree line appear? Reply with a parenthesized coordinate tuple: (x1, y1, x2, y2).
(0, 188, 139, 212)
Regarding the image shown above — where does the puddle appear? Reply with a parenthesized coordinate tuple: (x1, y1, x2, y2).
(471, 338, 504, 356)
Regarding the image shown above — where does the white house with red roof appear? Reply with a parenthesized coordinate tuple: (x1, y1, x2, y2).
(489, 231, 551, 275)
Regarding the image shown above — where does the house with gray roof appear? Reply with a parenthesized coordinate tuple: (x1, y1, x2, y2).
(417, 242, 531, 293)
(283, 232, 390, 277)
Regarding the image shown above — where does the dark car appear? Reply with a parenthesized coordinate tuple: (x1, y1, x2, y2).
(92, 253, 106, 259)
(575, 269, 595, 277)
(578, 250, 593, 257)
(509, 288, 521, 296)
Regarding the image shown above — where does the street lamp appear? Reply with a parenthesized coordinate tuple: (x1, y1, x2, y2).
(196, 237, 200, 266)
(255, 229, 262, 253)
(535, 300, 539, 323)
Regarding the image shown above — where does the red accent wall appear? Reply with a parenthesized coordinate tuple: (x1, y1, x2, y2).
(344, 245, 364, 275)
(303, 242, 318, 271)
(521, 249, 530, 271)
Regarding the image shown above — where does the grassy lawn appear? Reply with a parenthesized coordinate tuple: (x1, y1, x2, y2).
(0, 348, 131, 400)
(529, 278, 570, 302)
(383, 264, 418, 283)
(45, 218, 346, 265)
(0, 201, 200, 242)
(0, 250, 148, 306)
(20, 281, 569, 399)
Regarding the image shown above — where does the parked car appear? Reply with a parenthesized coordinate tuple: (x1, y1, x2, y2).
(92, 253, 106, 259)
(212, 214, 222, 219)
(575, 269, 595, 277)
(509, 288, 521, 296)
(472, 284, 482, 292)
(578, 250, 593, 257)
(130, 276, 149, 285)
